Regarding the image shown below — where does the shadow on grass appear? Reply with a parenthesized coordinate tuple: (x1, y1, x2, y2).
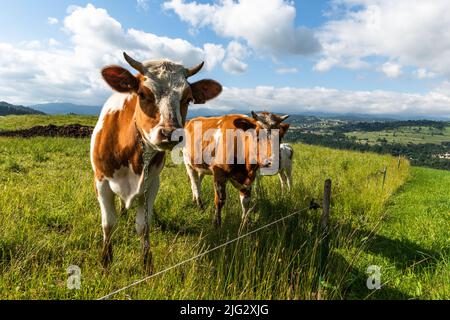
(327, 252, 414, 300)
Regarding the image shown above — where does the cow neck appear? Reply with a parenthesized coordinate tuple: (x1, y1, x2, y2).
(133, 115, 160, 167)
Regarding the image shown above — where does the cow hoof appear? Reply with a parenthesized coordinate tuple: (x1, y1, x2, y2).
(101, 245, 113, 269)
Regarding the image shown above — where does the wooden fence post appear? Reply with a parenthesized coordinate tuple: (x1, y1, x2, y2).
(319, 179, 332, 281)
(397, 155, 401, 169)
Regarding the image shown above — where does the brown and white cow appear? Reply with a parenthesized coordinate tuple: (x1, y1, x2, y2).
(182, 114, 276, 228)
(91, 52, 222, 271)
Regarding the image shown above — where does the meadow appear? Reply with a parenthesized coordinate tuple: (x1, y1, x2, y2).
(345, 126, 450, 145)
(0, 115, 448, 300)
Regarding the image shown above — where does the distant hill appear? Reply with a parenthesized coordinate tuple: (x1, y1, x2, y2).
(187, 108, 249, 119)
(31, 103, 102, 115)
(0, 101, 45, 116)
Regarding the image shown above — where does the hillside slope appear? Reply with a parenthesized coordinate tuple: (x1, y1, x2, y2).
(346, 167, 450, 299)
(0, 101, 45, 116)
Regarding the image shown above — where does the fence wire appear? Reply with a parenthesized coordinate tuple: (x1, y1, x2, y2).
(97, 165, 391, 300)
(97, 206, 312, 300)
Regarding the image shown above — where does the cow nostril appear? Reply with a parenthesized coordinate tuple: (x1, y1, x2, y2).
(161, 129, 172, 139)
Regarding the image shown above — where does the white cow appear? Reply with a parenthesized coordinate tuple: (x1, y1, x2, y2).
(251, 111, 293, 192)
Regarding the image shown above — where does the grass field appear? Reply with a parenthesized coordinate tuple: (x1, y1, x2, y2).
(346, 126, 450, 145)
(1, 130, 422, 299)
(344, 167, 450, 299)
(0, 115, 97, 131)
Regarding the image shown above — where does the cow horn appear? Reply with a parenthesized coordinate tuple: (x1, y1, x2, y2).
(123, 52, 144, 74)
(186, 61, 204, 78)
(280, 115, 290, 121)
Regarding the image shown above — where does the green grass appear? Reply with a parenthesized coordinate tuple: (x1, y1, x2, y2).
(0, 115, 97, 131)
(346, 126, 450, 145)
(345, 167, 450, 299)
(0, 135, 417, 300)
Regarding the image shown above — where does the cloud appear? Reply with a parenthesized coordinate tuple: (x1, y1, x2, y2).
(317, 0, 450, 78)
(381, 62, 402, 78)
(276, 67, 299, 74)
(414, 68, 436, 80)
(47, 17, 59, 25)
(203, 43, 226, 72)
(205, 85, 450, 118)
(163, 0, 321, 56)
(222, 41, 249, 74)
(137, 0, 149, 11)
(0, 4, 225, 105)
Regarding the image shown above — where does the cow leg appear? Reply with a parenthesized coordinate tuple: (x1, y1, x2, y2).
(136, 175, 160, 274)
(239, 187, 252, 223)
(96, 179, 117, 269)
(285, 165, 292, 191)
(278, 169, 287, 192)
(185, 164, 204, 209)
(213, 169, 227, 228)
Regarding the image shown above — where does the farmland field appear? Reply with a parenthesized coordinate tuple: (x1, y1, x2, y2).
(345, 126, 450, 145)
(0, 115, 98, 131)
(0, 115, 448, 300)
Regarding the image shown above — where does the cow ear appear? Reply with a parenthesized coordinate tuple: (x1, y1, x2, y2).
(280, 123, 290, 138)
(102, 66, 139, 93)
(233, 118, 257, 131)
(191, 80, 222, 104)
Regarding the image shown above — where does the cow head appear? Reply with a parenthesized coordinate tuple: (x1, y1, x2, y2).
(251, 111, 290, 138)
(102, 52, 222, 151)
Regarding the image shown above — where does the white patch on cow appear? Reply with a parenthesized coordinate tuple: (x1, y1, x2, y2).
(239, 192, 251, 218)
(96, 178, 117, 238)
(107, 165, 144, 209)
(141, 60, 189, 131)
(90, 93, 130, 172)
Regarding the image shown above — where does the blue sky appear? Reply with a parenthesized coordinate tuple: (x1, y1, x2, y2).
(1, 0, 450, 117)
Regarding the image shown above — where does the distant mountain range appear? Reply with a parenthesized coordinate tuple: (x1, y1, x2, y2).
(1, 100, 448, 122)
(31, 103, 102, 115)
(0, 101, 45, 116)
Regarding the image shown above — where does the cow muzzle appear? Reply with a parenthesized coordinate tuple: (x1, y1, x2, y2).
(155, 127, 182, 150)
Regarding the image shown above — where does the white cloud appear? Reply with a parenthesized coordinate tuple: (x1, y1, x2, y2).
(137, 0, 149, 11)
(203, 43, 226, 72)
(47, 17, 59, 25)
(222, 41, 249, 74)
(317, 0, 450, 78)
(414, 68, 436, 80)
(205, 85, 450, 118)
(48, 38, 60, 47)
(276, 67, 299, 74)
(163, 0, 321, 56)
(0, 4, 225, 105)
(381, 62, 402, 78)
